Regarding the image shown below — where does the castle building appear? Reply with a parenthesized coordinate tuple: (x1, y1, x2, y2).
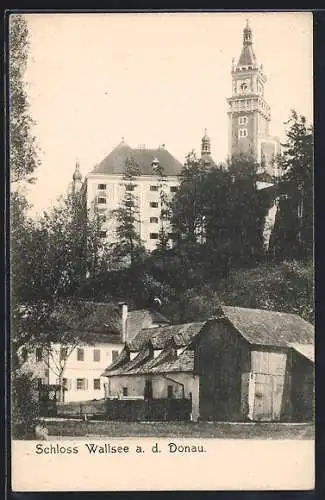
(227, 21, 280, 177)
(73, 141, 184, 251)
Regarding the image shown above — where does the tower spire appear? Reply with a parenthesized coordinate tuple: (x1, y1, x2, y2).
(72, 159, 82, 194)
(201, 128, 211, 157)
(237, 20, 257, 68)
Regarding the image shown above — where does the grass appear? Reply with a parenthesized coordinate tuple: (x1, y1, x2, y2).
(42, 418, 314, 440)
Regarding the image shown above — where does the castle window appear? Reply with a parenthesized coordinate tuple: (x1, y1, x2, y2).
(150, 202, 159, 208)
(125, 184, 135, 191)
(238, 116, 247, 125)
(150, 217, 159, 223)
(97, 197, 106, 204)
(239, 129, 248, 138)
(97, 184, 106, 190)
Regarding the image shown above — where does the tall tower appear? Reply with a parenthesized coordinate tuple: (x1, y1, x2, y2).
(200, 128, 214, 166)
(227, 21, 279, 177)
(72, 160, 83, 194)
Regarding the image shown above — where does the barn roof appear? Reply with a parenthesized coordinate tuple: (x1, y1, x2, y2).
(220, 305, 314, 348)
(289, 343, 314, 363)
(127, 322, 205, 352)
(89, 142, 183, 177)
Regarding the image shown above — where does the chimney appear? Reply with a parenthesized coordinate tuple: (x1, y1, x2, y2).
(119, 302, 128, 342)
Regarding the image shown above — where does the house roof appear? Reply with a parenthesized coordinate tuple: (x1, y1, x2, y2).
(127, 322, 206, 352)
(289, 343, 314, 363)
(127, 309, 170, 342)
(48, 302, 168, 345)
(90, 142, 184, 177)
(220, 305, 314, 348)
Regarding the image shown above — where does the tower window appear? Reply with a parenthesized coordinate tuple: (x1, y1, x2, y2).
(125, 184, 135, 191)
(150, 233, 159, 240)
(150, 185, 159, 191)
(150, 202, 159, 208)
(150, 217, 159, 223)
(239, 129, 248, 138)
(97, 184, 106, 190)
(238, 116, 248, 125)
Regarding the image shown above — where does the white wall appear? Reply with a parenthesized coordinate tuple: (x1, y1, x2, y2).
(86, 173, 180, 251)
(47, 341, 124, 402)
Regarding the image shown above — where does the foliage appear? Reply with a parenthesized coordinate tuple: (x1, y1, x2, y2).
(11, 371, 40, 438)
(9, 14, 40, 184)
(270, 110, 313, 260)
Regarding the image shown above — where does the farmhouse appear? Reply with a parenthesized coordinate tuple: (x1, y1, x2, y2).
(19, 302, 169, 402)
(103, 305, 314, 422)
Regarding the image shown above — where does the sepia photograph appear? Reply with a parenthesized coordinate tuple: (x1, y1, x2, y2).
(9, 11, 314, 491)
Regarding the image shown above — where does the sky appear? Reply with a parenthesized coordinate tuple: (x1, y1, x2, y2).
(19, 11, 313, 217)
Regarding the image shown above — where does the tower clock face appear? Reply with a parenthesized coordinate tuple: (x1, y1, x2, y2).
(240, 80, 249, 92)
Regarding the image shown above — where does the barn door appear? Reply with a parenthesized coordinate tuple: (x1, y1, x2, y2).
(252, 373, 284, 421)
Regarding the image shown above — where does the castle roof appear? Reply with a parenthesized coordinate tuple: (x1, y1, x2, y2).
(89, 142, 183, 177)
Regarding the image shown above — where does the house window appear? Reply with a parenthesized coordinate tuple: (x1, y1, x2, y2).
(93, 379, 101, 390)
(112, 350, 119, 361)
(98, 183, 106, 190)
(167, 385, 173, 398)
(238, 116, 247, 125)
(123, 387, 128, 396)
(125, 184, 135, 191)
(150, 202, 159, 208)
(150, 233, 158, 240)
(35, 348, 43, 362)
(99, 230, 107, 238)
(150, 185, 159, 191)
(60, 348, 67, 361)
(97, 197, 106, 204)
(239, 129, 248, 138)
(150, 217, 159, 223)
(93, 349, 101, 362)
(170, 186, 178, 193)
(77, 348, 84, 361)
(76, 378, 87, 390)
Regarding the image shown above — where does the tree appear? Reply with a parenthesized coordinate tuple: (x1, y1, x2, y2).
(170, 151, 208, 244)
(270, 110, 313, 260)
(112, 157, 146, 266)
(9, 14, 40, 184)
(153, 159, 170, 250)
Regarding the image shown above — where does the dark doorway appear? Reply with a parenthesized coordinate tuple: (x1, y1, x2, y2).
(144, 380, 153, 399)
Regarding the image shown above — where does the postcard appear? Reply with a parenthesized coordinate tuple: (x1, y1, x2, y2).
(9, 10, 314, 492)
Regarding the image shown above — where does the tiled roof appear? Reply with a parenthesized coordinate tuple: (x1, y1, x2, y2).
(127, 309, 170, 342)
(220, 305, 314, 348)
(90, 142, 184, 177)
(127, 322, 205, 352)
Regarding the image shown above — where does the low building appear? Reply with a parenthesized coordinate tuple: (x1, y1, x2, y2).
(19, 302, 169, 402)
(103, 305, 314, 422)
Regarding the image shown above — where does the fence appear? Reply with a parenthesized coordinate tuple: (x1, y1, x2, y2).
(54, 398, 192, 422)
